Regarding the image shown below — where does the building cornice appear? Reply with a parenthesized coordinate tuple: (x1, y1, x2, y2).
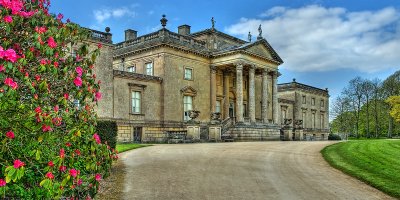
(113, 70, 163, 83)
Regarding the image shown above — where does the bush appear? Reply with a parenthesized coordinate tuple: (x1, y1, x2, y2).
(0, 0, 117, 199)
(328, 134, 342, 140)
(96, 121, 118, 149)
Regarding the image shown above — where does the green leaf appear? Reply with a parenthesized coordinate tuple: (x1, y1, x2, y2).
(36, 150, 41, 160)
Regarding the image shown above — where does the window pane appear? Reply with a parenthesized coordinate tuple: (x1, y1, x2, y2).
(146, 63, 153, 75)
(132, 91, 141, 113)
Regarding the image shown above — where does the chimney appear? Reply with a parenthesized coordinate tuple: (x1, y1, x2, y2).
(125, 29, 137, 41)
(178, 25, 191, 35)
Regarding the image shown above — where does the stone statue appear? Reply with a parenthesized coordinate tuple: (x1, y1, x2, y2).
(258, 24, 262, 39)
(248, 31, 252, 42)
(211, 17, 216, 29)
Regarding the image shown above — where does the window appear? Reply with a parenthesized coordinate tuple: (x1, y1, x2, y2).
(302, 96, 306, 104)
(127, 65, 136, 73)
(121, 58, 125, 71)
(320, 100, 324, 107)
(145, 62, 153, 76)
(217, 74, 222, 86)
(320, 114, 324, 129)
(311, 98, 315, 106)
(184, 68, 192, 80)
(244, 80, 247, 90)
(131, 91, 141, 114)
(302, 111, 306, 128)
(312, 112, 316, 129)
(216, 100, 221, 113)
(183, 96, 193, 121)
(281, 107, 287, 124)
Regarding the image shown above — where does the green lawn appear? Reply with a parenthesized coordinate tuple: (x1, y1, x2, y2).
(116, 143, 151, 153)
(321, 140, 400, 198)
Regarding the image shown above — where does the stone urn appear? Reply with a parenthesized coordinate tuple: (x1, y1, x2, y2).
(283, 118, 292, 127)
(211, 112, 221, 121)
(188, 110, 200, 120)
(294, 119, 303, 129)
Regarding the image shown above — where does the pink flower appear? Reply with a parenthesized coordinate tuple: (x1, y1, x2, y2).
(73, 77, 82, 87)
(59, 148, 65, 158)
(6, 131, 14, 139)
(74, 149, 81, 156)
(77, 179, 83, 185)
(59, 165, 66, 172)
(35, 106, 42, 114)
(0, 65, 5, 72)
(93, 133, 101, 144)
(52, 117, 62, 126)
(69, 169, 78, 177)
(4, 77, 18, 89)
(3, 15, 12, 23)
(95, 91, 102, 101)
(35, 26, 47, 34)
(97, 43, 102, 49)
(95, 174, 102, 181)
(75, 66, 83, 77)
(13, 159, 24, 168)
(46, 172, 54, 179)
(48, 161, 54, 167)
(0, 0, 23, 14)
(40, 59, 47, 65)
(64, 93, 69, 100)
(3, 49, 17, 62)
(42, 124, 52, 132)
(47, 37, 57, 48)
(0, 179, 5, 187)
(53, 61, 59, 68)
(54, 105, 59, 112)
(57, 13, 63, 20)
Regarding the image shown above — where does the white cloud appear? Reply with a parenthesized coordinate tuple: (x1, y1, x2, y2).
(93, 7, 136, 24)
(226, 5, 400, 73)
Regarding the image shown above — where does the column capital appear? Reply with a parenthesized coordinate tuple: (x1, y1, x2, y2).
(249, 64, 256, 70)
(234, 61, 245, 67)
(235, 63, 243, 71)
(210, 65, 217, 73)
(262, 68, 270, 74)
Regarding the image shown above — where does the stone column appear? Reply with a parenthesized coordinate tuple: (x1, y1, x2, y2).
(210, 65, 217, 114)
(272, 71, 279, 124)
(261, 68, 269, 123)
(235, 63, 244, 123)
(248, 65, 256, 123)
(223, 71, 230, 119)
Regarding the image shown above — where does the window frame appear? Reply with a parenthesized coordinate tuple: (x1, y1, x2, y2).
(311, 98, 315, 106)
(184, 67, 193, 80)
(183, 95, 193, 121)
(302, 95, 306, 104)
(127, 65, 136, 73)
(145, 62, 153, 76)
(131, 91, 141, 114)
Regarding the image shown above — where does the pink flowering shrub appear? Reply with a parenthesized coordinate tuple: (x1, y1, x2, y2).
(0, 0, 117, 198)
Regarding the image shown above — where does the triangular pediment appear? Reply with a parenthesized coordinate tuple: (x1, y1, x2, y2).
(240, 39, 283, 63)
(245, 44, 273, 60)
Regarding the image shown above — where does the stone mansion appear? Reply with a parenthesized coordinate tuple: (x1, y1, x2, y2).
(89, 16, 330, 142)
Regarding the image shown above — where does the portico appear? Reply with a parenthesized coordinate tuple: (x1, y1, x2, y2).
(209, 60, 280, 125)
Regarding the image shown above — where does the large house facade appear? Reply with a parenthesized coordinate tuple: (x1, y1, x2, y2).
(90, 16, 330, 142)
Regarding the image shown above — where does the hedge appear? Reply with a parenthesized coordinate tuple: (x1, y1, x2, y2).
(97, 121, 118, 149)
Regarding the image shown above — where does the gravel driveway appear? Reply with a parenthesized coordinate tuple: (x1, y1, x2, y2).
(98, 141, 394, 200)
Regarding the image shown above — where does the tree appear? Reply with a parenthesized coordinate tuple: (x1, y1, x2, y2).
(0, 0, 117, 198)
(386, 96, 400, 122)
(343, 77, 364, 138)
(382, 70, 400, 138)
(330, 95, 352, 134)
(371, 78, 382, 138)
(361, 79, 373, 138)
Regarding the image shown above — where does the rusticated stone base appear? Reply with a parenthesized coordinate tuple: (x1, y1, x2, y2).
(227, 124, 281, 141)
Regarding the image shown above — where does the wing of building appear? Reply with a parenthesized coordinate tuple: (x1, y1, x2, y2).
(87, 16, 330, 142)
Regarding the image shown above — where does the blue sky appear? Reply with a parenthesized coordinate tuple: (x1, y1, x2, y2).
(50, 0, 400, 103)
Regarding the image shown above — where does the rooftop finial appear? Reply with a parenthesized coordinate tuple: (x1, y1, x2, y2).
(257, 24, 263, 40)
(160, 14, 168, 28)
(248, 31, 252, 42)
(293, 78, 296, 82)
(211, 17, 216, 29)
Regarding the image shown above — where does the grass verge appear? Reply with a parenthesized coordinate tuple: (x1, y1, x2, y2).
(321, 139, 400, 198)
(116, 143, 151, 153)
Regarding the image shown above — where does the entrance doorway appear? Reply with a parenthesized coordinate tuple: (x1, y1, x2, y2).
(133, 127, 142, 143)
(229, 102, 235, 118)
